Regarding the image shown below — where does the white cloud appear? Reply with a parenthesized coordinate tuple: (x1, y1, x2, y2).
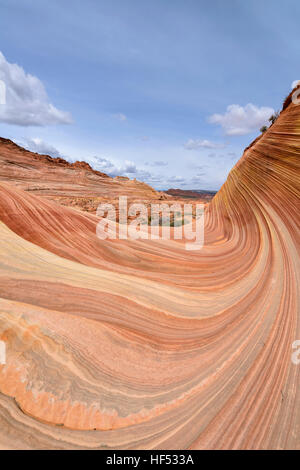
(184, 139, 226, 150)
(0, 51, 72, 126)
(167, 175, 185, 183)
(83, 156, 120, 176)
(291, 80, 300, 90)
(113, 113, 127, 121)
(208, 103, 274, 136)
(85, 155, 153, 180)
(191, 174, 205, 183)
(144, 160, 168, 166)
(21, 138, 65, 159)
(146, 174, 164, 184)
(122, 160, 137, 173)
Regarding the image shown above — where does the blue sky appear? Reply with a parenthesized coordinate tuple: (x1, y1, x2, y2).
(0, 0, 299, 190)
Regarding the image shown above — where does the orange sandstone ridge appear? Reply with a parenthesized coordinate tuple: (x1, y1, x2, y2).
(0, 88, 299, 449)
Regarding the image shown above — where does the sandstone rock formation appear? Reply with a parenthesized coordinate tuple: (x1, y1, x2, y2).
(0, 88, 299, 449)
(0, 137, 161, 213)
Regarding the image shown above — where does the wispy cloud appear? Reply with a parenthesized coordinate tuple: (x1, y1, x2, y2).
(184, 139, 226, 150)
(208, 103, 274, 136)
(85, 156, 135, 176)
(0, 51, 72, 126)
(113, 113, 127, 122)
(227, 151, 237, 159)
(144, 160, 168, 166)
(167, 175, 185, 183)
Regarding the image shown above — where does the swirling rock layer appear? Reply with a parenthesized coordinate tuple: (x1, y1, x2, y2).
(0, 92, 299, 449)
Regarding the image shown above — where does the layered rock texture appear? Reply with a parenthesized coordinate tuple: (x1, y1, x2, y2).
(0, 88, 299, 449)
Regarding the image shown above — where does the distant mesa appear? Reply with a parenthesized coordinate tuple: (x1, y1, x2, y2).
(165, 188, 217, 201)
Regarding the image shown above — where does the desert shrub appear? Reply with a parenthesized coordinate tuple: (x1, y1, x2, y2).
(269, 111, 280, 125)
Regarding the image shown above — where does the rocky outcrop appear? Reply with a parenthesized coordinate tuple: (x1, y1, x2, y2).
(0, 137, 160, 212)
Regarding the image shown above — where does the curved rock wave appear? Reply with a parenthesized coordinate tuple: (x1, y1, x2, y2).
(0, 91, 299, 449)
